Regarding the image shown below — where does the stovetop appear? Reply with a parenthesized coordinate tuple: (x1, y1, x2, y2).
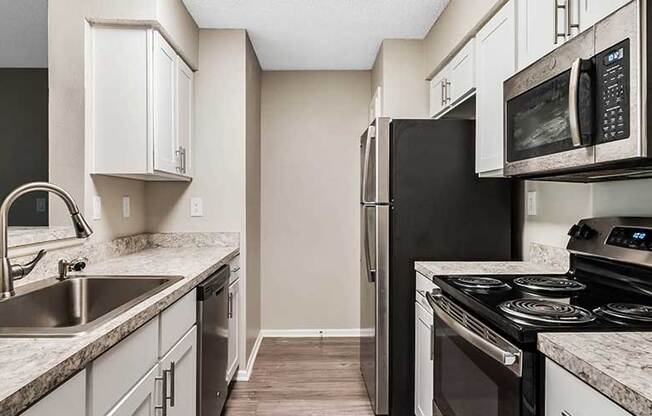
(433, 267, 652, 345)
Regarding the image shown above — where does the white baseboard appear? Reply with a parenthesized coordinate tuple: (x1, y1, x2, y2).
(261, 328, 363, 338)
(235, 330, 263, 382)
(233, 328, 363, 381)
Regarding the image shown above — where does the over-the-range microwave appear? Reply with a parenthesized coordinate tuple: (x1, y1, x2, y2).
(503, 0, 652, 182)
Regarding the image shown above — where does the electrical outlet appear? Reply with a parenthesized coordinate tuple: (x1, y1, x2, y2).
(190, 197, 203, 217)
(93, 196, 102, 220)
(36, 198, 46, 213)
(122, 196, 131, 218)
(527, 191, 538, 216)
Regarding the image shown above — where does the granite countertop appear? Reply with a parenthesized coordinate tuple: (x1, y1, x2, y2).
(539, 333, 652, 416)
(415, 260, 568, 279)
(0, 245, 238, 416)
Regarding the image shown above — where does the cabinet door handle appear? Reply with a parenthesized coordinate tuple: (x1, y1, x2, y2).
(441, 80, 446, 106)
(445, 80, 451, 103)
(181, 147, 187, 174)
(228, 293, 233, 319)
(430, 324, 435, 361)
(169, 361, 176, 407)
(566, 0, 580, 38)
(175, 147, 183, 173)
(553, 0, 567, 44)
(561, 411, 574, 416)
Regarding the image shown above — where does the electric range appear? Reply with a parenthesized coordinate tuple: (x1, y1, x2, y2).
(426, 217, 652, 416)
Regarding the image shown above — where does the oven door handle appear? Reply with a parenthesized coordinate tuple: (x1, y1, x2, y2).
(426, 292, 522, 377)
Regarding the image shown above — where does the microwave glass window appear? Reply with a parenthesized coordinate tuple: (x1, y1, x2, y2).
(506, 71, 578, 162)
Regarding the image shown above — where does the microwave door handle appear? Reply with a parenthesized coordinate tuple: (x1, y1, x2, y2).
(361, 126, 376, 205)
(426, 292, 522, 376)
(569, 58, 582, 147)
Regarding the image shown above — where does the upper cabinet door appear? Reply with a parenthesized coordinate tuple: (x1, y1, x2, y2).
(475, 0, 517, 175)
(429, 66, 449, 118)
(176, 56, 193, 177)
(579, 0, 631, 31)
(153, 31, 179, 175)
(517, 0, 558, 69)
(448, 38, 475, 105)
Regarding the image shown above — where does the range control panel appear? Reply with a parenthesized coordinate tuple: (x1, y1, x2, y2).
(607, 227, 652, 251)
(595, 39, 630, 144)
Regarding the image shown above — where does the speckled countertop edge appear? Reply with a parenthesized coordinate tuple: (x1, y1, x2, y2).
(538, 333, 652, 416)
(0, 245, 239, 416)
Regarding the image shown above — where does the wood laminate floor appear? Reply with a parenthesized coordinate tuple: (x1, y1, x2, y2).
(223, 337, 375, 416)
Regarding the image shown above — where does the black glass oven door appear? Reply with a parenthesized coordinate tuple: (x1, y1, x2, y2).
(433, 313, 521, 416)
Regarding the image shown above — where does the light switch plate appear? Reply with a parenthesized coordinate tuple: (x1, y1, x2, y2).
(190, 197, 203, 217)
(527, 191, 537, 216)
(122, 196, 131, 218)
(93, 196, 102, 220)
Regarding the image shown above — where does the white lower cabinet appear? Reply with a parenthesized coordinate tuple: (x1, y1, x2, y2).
(227, 278, 241, 383)
(22, 370, 86, 416)
(160, 326, 198, 416)
(414, 302, 434, 416)
(545, 358, 632, 416)
(23, 289, 199, 416)
(106, 365, 160, 416)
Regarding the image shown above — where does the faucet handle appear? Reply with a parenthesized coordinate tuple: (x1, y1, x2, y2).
(58, 256, 88, 280)
(11, 249, 47, 281)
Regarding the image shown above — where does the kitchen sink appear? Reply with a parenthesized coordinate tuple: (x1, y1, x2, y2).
(0, 275, 183, 337)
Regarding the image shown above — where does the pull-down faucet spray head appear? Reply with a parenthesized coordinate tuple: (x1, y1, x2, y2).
(0, 182, 93, 298)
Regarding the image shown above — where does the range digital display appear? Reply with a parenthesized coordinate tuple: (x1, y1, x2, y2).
(607, 227, 652, 251)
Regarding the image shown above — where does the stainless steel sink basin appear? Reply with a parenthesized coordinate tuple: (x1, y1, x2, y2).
(0, 275, 183, 337)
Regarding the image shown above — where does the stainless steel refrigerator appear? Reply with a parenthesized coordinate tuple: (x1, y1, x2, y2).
(359, 118, 513, 415)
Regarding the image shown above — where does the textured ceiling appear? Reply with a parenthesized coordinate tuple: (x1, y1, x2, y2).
(182, 0, 449, 70)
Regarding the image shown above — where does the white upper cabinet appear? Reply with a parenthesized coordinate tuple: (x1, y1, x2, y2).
(429, 38, 476, 119)
(176, 56, 193, 177)
(579, 0, 632, 31)
(429, 66, 449, 118)
(448, 38, 476, 105)
(91, 25, 193, 181)
(475, 0, 517, 175)
(517, 0, 559, 69)
(153, 31, 179, 175)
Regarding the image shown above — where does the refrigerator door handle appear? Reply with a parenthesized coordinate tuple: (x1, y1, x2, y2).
(361, 126, 376, 205)
(362, 205, 376, 283)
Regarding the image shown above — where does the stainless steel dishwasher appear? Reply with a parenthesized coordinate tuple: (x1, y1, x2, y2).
(197, 265, 230, 416)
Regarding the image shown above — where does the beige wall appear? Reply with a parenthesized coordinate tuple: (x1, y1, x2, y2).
(378, 39, 429, 118)
(244, 35, 262, 358)
(423, 0, 506, 78)
(522, 179, 652, 258)
(260, 70, 370, 330)
(146, 30, 246, 234)
(49, 0, 198, 241)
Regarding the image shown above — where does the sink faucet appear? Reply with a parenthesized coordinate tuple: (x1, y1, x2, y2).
(0, 182, 93, 298)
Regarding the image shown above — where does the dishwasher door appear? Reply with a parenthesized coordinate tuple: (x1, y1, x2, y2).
(197, 266, 230, 416)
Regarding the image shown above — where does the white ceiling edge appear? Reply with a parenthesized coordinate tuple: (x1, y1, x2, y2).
(182, 0, 449, 70)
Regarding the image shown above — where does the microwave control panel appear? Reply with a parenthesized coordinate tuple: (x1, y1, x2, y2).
(595, 39, 630, 144)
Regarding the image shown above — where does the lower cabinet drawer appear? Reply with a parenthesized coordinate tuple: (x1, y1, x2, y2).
(160, 289, 196, 357)
(90, 317, 159, 416)
(545, 359, 632, 416)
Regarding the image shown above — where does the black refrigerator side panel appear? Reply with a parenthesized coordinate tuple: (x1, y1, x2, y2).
(388, 119, 513, 415)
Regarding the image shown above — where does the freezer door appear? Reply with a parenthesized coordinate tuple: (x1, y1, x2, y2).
(360, 118, 391, 204)
(360, 204, 389, 414)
